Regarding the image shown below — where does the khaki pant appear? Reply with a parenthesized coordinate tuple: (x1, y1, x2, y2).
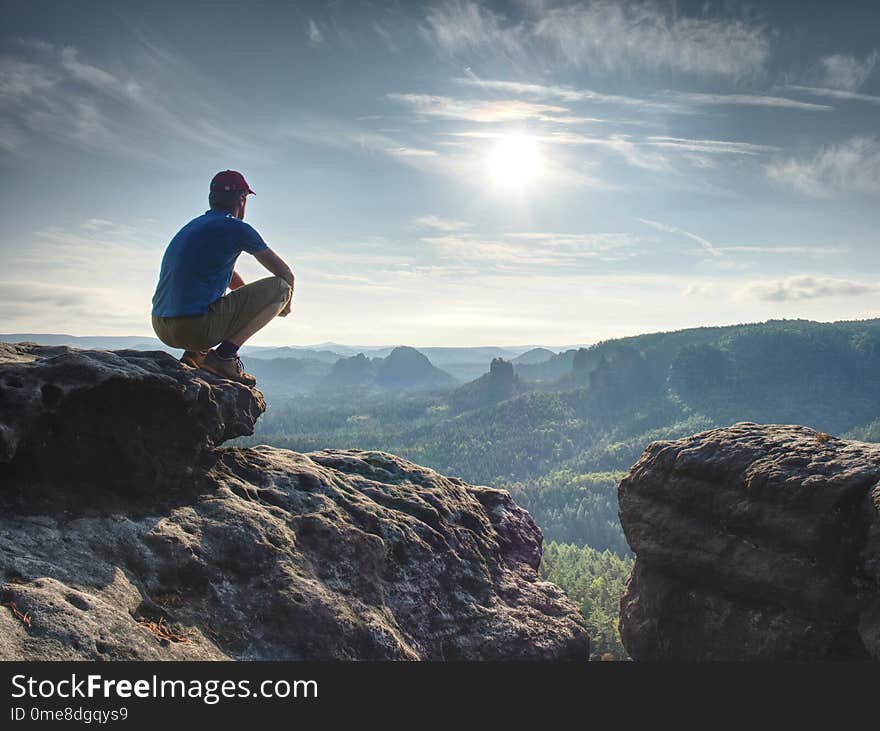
(152, 276, 292, 351)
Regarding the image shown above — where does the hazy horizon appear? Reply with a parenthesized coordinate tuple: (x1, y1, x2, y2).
(6, 312, 879, 351)
(2, 1, 878, 346)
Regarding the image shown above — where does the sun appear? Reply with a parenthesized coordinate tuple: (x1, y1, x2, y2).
(487, 133, 543, 192)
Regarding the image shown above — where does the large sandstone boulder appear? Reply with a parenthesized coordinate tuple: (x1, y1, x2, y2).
(618, 422, 880, 660)
(0, 343, 589, 660)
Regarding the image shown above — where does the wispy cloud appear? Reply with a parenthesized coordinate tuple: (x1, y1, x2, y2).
(455, 76, 676, 112)
(737, 275, 879, 302)
(414, 215, 472, 231)
(781, 50, 879, 105)
(532, 1, 769, 78)
(717, 245, 846, 257)
(372, 22, 399, 53)
(0, 40, 242, 161)
(282, 117, 445, 172)
(1, 219, 164, 332)
(448, 128, 775, 174)
(423, 230, 638, 266)
(421, 1, 527, 63)
(505, 231, 638, 256)
(19, 220, 162, 282)
(643, 136, 778, 156)
(666, 91, 832, 111)
(581, 135, 670, 171)
(423, 1, 769, 78)
(447, 129, 670, 171)
(785, 85, 880, 106)
(0, 279, 102, 308)
(386, 146, 439, 158)
(766, 136, 880, 196)
(820, 51, 878, 91)
(0, 277, 151, 332)
(386, 92, 577, 123)
(638, 218, 722, 257)
(682, 282, 714, 297)
(307, 19, 324, 46)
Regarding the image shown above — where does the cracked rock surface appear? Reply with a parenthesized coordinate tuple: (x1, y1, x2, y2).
(0, 343, 589, 660)
(619, 422, 880, 660)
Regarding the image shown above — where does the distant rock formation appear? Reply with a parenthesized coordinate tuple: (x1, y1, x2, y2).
(448, 357, 530, 413)
(375, 346, 457, 389)
(318, 346, 456, 392)
(618, 422, 880, 660)
(511, 348, 556, 366)
(0, 343, 588, 660)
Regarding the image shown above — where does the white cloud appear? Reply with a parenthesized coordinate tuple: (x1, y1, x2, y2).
(449, 129, 773, 173)
(505, 231, 638, 254)
(448, 129, 670, 171)
(0, 41, 242, 161)
(18, 221, 162, 284)
(386, 93, 575, 123)
(386, 146, 439, 158)
(455, 76, 677, 112)
(285, 116, 597, 189)
(737, 276, 879, 302)
(532, 0, 768, 78)
(307, 20, 324, 46)
(423, 1, 769, 78)
(781, 51, 880, 105)
(638, 218, 722, 257)
(372, 22, 398, 53)
(282, 117, 447, 174)
(766, 136, 880, 196)
(421, 1, 527, 62)
(666, 91, 832, 111)
(717, 245, 846, 258)
(588, 135, 670, 171)
(0, 278, 151, 333)
(414, 215, 472, 231)
(820, 51, 878, 91)
(424, 230, 637, 266)
(682, 282, 713, 297)
(785, 85, 880, 106)
(0, 280, 102, 308)
(644, 136, 778, 155)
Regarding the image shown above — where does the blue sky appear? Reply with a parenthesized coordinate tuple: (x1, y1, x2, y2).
(1, 0, 878, 346)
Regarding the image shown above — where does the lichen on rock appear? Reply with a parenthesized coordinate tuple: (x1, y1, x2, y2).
(0, 343, 589, 661)
(618, 421, 880, 661)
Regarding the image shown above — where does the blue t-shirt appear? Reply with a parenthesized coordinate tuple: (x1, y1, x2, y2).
(152, 210, 268, 317)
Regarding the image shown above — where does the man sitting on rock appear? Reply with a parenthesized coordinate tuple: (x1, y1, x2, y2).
(151, 170, 294, 386)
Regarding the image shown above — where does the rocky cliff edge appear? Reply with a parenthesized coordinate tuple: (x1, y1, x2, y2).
(0, 343, 589, 660)
(619, 422, 880, 660)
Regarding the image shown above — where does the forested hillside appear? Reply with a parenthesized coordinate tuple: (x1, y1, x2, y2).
(240, 318, 880, 658)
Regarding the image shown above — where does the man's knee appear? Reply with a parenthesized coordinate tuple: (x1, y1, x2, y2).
(240, 276, 291, 317)
(271, 276, 293, 307)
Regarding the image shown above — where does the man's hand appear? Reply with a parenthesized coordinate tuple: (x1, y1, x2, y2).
(278, 281, 294, 317)
(229, 271, 245, 290)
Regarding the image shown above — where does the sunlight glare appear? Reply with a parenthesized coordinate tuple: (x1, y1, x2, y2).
(487, 134, 543, 192)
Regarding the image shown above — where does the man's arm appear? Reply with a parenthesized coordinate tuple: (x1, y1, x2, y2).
(254, 247, 295, 287)
(254, 247, 295, 316)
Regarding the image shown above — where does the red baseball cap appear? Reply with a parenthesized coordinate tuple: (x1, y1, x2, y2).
(210, 170, 255, 195)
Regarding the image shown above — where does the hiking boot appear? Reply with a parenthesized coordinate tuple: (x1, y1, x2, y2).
(180, 349, 210, 369)
(202, 350, 257, 386)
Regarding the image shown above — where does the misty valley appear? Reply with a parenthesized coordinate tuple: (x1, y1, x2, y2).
(230, 317, 880, 659)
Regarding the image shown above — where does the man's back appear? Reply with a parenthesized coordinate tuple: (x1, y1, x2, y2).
(151, 209, 267, 318)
